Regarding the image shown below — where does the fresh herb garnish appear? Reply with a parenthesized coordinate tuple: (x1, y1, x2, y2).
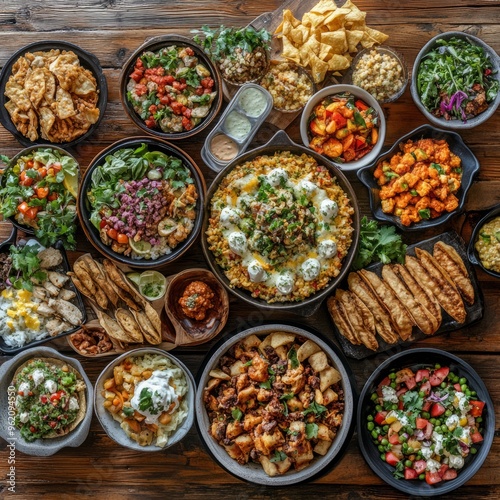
(270, 450, 287, 463)
(303, 401, 327, 418)
(232, 408, 243, 422)
(401, 391, 424, 413)
(305, 423, 319, 440)
(9, 243, 47, 292)
(287, 347, 300, 369)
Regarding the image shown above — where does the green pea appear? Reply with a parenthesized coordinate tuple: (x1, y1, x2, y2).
(378, 444, 385, 452)
(465, 389, 471, 397)
(440, 382, 447, 389)
(367, 414, 374, 421)
(471, 391, 477, 397)
(416, 451, 423, 459)
(445, 410, 452, 417)
(399, 435, 407, 443)
(430, 418, 436, 425)
(383, 425, 389, 433)
(371, 393, 378, 401)
(435, 363, 441, 369)
(380, 453, 386, 461)
(435, 419, 442, 426)
(391, 404, 398, 411)
(405, 460, 413, 467)
(419, 473, 426, 480)
(459, 377, 467, 385)
(390, 382, 397, 389)
(422, 412, 430, 419)
(448, 371, 455, 379)
(367, 421, 375, 431)
(407, 446, 414, 454)
(381, 438, 389, 446)
(470, 447, 477, 455)
(371, 430, 378, 439)
(461, 384, 468, 392)
(402, 443, 408, 452)
(453, 375, 460, 383)
(385, 445, 392, 452)
(440, 425, 448, 433)
(375, 404, 383, 412)
(476, 417, 483, 424)
(418, 391, 426, 398)
(389, 373, 396, 380)
(373, 439, 379, 445)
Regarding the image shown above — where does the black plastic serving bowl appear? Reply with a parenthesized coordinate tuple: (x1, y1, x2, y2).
(357, 124, 480, 232)
(200, 130, 360, 317)
(77, 136, 206, 269)
(467, 203, 500, 279)
(120, 34, 223, 141)
(0, 40, 107, 148)
(357, 348, 495, 497)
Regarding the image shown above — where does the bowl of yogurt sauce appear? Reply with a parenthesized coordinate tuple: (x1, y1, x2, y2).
(201, 83, 273, 172)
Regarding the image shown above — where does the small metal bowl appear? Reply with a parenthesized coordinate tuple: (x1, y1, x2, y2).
(0, 40, 107, 148)
(467, 203, 500, 279)
(357, 124, 480, 232)
(411, 32, 500, 130)
(120, 34, 223, 140)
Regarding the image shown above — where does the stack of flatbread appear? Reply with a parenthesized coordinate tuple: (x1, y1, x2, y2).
(328, 241, 475, 351)
(68, 255, 163, 348)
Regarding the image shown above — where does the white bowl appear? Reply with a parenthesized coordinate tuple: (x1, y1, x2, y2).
(94, 347, 195, 452)
(0, 346, 93, 456)
(300, 84, 386, 171)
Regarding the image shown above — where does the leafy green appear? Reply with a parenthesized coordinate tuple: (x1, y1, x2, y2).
(303, 401, 327, 418)
(287, 347, 300, 369)
(192, 25, 271, 61)
(270, 450, 287, 463)
(418, 208, 431, 220)
(430, 163, 445, 175)
(393, 460, 405, 480)
(9, 243, 47, 291)
(305, 423, 318, 440)
(231, 408, 243, 422)
(138, 387, 154, 412)
(122, 407, 134, 417)
(352, 216, 407, 270)
(401, 391, 423, 413)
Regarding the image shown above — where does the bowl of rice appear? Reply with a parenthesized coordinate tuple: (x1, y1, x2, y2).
(94, 347, 195, 451)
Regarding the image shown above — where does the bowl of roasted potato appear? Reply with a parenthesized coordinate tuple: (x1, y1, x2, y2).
(195, 323, 357, 485)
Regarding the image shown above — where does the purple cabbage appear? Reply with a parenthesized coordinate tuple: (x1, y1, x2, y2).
(440, 90, 468, 122)
(428, 391, 450, 403)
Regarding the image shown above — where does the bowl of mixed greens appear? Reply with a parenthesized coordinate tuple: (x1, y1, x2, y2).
(0, 146, 80, 250)
(411, 32, 500, 130)
(78, 137, 206, 269)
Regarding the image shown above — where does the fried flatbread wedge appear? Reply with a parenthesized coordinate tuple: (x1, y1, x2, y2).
(115, 308, 143, 343)
(406, 254, 466, 324)
(337, 289, 378, 351)
(393, 264, 442, 331)
(67, 272, 92, 298)
(80, 255, 120, 306)
(72, 260, 96, 295)
(382, 265, 438, 335)
(433, 241, 475, 305)
(132, 310, 162, 345)
(358, 269, 414, 341)
(347, 272, 398, 344)
(102, 259, 135, 295)
(326, 296, 360, 346)
(96, 310, 134, 344)
(144, 301, 162, 336)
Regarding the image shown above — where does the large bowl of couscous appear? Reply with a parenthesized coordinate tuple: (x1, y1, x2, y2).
(201, 130, 360, 316)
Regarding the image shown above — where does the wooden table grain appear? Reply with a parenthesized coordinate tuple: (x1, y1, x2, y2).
(1, 1, 499, 498)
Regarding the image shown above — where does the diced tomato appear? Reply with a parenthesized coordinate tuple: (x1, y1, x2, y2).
(36, 187, 49, 198)
(414, 460, 427, 474)
(172, 80, 182, 90)
(374, 411, 387, 425)
(26, 159, 34, 168)
(469, 400, 485, 417)
(404, 467, 418, 480)
(145, 117, 156, 128)
(430, 403, 446, 417)
(377, 376, 391, 396)
(25, 207, 39, 220)
(38, 167, 47, 178)
(19, 170, 34, 186)
(484, 68, 492, 76)
(40, 395, 48, 404)
(422, 400, 432, 412)
(355, 137, 367, 149)
(183, 107, 192, 119)
(429, 367, 450, 386)
(107, 228, 118, 240)
(425, 471, 443, 485)
(454, 383, 462, 391)
(471, 431, 484, 443)
(135, 84, 148, 96)
(420, 380, 431, 396)
(201, 77, 214, 89)
(181, 116, 194, 130)
(130, 70, 144, 82)
(170, 101, 184, 114)
(424, 422, 434, 440)
(48, 192, 58, 201)
(385, 451, 400, 467)
(396, 387, 408, 398)
(438, 463, 449, 478)
(443, 469, 458, 481)
(404, 376, 417, 390)
(416, 418, 429, 430)
(100, 219, 108, 229)
(29, 426, 36, 433)
(49, 421, 57, 429)
(52, 162, 62, 173)
(17, 201, 29, 214)
(389, 433, 401, 445)
(415, 369, 430, 383)
(355, 99, 369, 111)
(331, 111, 347, 129)
(398, 399, 404, 410)
(160, 95, 171, 105)
(117, 233, 128, 244)
(50, 390, 65, 402)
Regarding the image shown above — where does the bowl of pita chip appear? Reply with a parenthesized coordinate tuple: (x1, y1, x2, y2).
(0, 345, 93, 456)
(0, 40, 107, 147)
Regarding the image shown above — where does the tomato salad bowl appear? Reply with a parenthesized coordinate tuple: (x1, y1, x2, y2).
(120, 34, 223, 141)
(357, 348, 494, 496)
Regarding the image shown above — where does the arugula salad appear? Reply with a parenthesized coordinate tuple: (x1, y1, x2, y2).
(126, 44, 217, 133)
(87, 143, 198, 260)
(0, 148, 79, 250)
(417, 37, 499, 122)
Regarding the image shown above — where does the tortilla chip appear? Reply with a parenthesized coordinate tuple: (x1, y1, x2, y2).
(360, 26, 389, 48)
(290, 25, 310, 45)
(282, 36, 302, 64)
(346, 29, 365, 52)
(321, 29, 348, 53)
(311, 0, 338, 15)
(327, 53, 351, 71)
(309, 54, 330, 83)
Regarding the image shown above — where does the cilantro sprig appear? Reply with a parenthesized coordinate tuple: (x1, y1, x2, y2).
(9, 243, 47, 292)
(352, 216, 407, 270)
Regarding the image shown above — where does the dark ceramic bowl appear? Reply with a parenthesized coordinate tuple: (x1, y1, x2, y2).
(195, 323, 357, 486)
(357, 348, 494, 497)
(467, 203, 500, 279)
(0, 144, 80, 237)
(0, 40, 107, 147)
(357, 124, 480, 232)
(0, 346, 93, 455)
(0, 231, 87, 355)
(94, 347, 195, 452)
(77, 136, 206, 269)
(411, 32, 500, 130)
(201, 130, 360, 317)
(120, 34, 223, 140)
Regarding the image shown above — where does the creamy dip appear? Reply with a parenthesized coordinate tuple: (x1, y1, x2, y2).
(210, 134, 239, 162)
(224, 111, 251, 140)
(475, 215, 500, 273)
(238, 86, 268, 117)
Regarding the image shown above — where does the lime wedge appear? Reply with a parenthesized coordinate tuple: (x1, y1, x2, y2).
(63, 171, 79, 198)
(129, 239, 152, 255)
(139, 270, 166, 300)
(126, 272, 141, 286)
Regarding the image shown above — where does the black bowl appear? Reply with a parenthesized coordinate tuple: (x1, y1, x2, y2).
(77, 136, 206, 269)
(0, 144, 80, 237)
(0, 40, 107, 148)
(357, 348, 495, 497)
(357, 124, 480, 232)
(120, 34, 223, 140)
(201, 130, 360, 317)
(0, 233, 87, 355)
(467, 203, 500, 279)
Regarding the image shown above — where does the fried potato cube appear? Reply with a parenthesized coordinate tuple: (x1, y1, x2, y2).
(229, 360, 246, 377)
(237, 385, 257, 403)
(243, 414, 263, 432)
(259, 456, 279, 477)
(297, 339, 321, 362)
(208, 369, 231, 381)
(317, 423, 333, 442)
(323, 388, 338, 405)
(308, 351, 329, 373)
(274, 345, 288, 360)
(242, 334, 261, 350)
(270, 332, 296, 348)
(234, 433, 254, 456)
(314, 439, 333, 456)
(320, 366, 341, 392)
(226, 421, 244, 440)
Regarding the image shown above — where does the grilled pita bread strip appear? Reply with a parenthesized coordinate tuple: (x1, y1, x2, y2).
(382, 265, 439, 335)
(433, 241, 475, 305)
(358, 269, 414, 341)
(327, 296, 360, 346)
(348, 272, 399, 344)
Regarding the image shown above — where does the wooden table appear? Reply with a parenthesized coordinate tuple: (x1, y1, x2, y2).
(1, 1, 499, 498)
